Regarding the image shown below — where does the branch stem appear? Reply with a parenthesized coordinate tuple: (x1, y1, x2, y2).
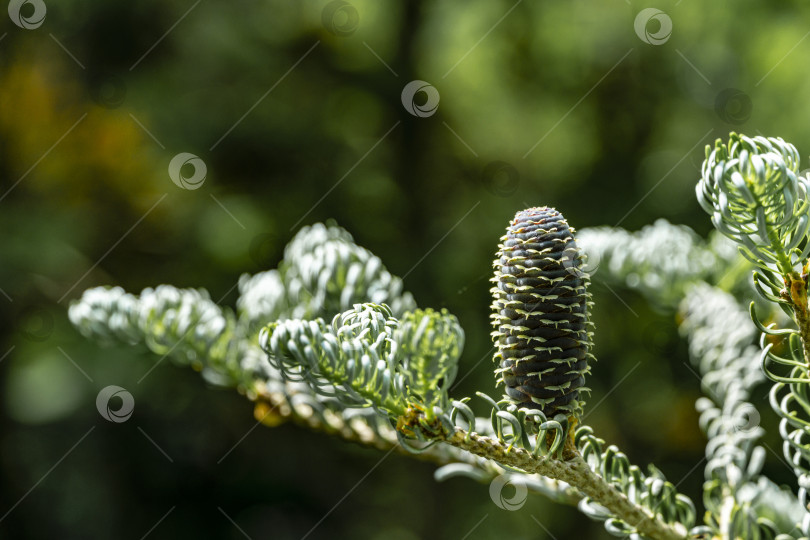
(786, 273, 810, 365)
(443, 429, 688, 540)
(753, 189, 810, 364)
(251, 386, 582, 506)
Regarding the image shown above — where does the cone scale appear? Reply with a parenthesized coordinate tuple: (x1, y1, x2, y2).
(490, 207, 593, 418)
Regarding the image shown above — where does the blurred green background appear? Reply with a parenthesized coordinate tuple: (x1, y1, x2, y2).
(1, 0, 808, 538)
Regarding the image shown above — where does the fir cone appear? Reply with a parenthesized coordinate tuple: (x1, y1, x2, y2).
(490, 207, 593, 418)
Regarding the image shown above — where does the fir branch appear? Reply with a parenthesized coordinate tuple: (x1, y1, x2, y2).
(440, 428, 689, 540)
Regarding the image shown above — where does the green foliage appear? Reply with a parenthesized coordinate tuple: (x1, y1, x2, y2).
(697, 133, 810, 285)
(695, 132, 810, 538)
(395, 308, 463, 414)
(259, 302, 464, 429)
(681, 285, 777, 539)
(71, 213, 699, 540)
(11, 2, 810, 537)
(238, 222, 415, 334)
(575, 427, 697, 535)
(69, 224, 422, 455)
(260, 303, 409, 415)
(577, 206, 810, 538)
(68, 285, 241, 385)
(70, 136, 810, 539)
(577, 219, 739, 307)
